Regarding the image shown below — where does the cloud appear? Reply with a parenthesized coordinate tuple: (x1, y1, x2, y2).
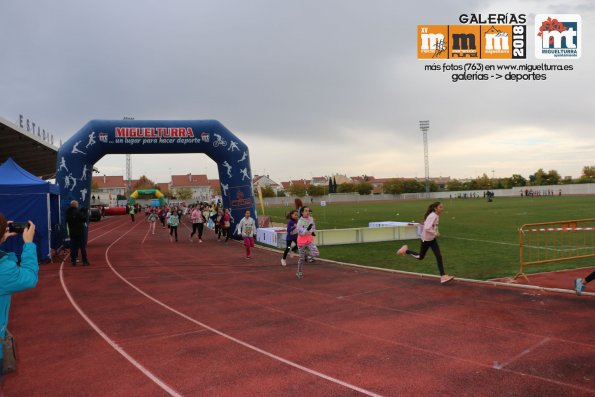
(1, 0, 593, 183)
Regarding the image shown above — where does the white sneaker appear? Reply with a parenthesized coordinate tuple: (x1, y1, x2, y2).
(281, 259, 287, 267)
(397, 245, 408, 256)
(440, 275, 454, 284)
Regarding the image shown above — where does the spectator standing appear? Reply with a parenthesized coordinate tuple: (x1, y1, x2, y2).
(66, 200, 90, 266)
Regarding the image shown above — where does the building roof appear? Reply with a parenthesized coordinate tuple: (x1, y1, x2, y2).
(253, 174, 281, 187)
(92, 175, 125, 188)
(371, 177, 395, 184)
(155, 182, 169, 193)
(171, 173, 210, 187)
(290, 179, 310, 187)
(207, 179, 220, 189)
(0, 116, 58, 179)
(332, 175, 352, 184)
(127, 179, 140, 189)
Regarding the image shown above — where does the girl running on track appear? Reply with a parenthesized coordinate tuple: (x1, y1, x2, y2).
(237, 210, 256, 259)
(296, 206, 319, 279)
(158, 207, 167, 228)
(147, 208, 158, 235)
(221, 208, 232, 244)
(281, 210, 299, 267)
(189, 205, 205, 243)
(168, 210, 179, 242)
(397, 202, 454, 285)
(213, 208, 223, 241)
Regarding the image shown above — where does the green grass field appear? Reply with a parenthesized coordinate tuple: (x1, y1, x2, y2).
(261, 196, 595, 280)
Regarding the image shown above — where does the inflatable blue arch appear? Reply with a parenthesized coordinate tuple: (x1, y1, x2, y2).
(56, 119, 256, 237)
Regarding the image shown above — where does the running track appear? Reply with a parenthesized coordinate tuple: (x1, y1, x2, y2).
(3, 215, 594, 396)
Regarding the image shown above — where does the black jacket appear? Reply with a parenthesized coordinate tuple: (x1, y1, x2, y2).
(66, 207, 87, 238)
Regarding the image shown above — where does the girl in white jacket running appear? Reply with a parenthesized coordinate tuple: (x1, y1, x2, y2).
(397, 202, 454, 284)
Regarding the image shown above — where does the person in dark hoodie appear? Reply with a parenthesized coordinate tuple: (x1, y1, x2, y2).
(66, 200, 90, 266)
(281, 210, 299, 267)
(0, 213, 38, 381)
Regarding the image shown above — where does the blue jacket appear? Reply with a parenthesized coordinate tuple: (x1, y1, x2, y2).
(0, 242, 39, 359)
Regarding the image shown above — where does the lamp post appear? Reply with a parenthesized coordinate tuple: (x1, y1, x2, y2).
(419, 120, 430, 196)
(123, 116, 135, 195)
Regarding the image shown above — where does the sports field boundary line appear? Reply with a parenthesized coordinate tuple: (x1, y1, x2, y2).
(252, 243, 595, 297)
(120, 225, 594, 395)
(108, 222, 384, 397)
(59, 221, 183, 397)
(489, 264, 595, 278)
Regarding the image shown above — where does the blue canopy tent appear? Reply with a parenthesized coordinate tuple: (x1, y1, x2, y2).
(0, 157, 59, 261)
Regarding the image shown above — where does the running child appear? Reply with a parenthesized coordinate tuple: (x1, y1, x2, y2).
(147, 208, 158, 235)
(189, 205, 205, 243)
(168, 210, 179, 242)
(397, 201, 454, 285)
(296, 207, 319, 279)
(221, 208, 232, 244)
(281, 210, 299, 267)
(237, 210, 256, 259)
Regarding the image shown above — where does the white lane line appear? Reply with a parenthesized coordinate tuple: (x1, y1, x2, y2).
(60, 222, 183, 397)
(141, 224, 151, 244)
(493, 337, 551, 370)
(446, 235, 588, 253)
(445, 235, 518, 246)
(105, 224, 384, 397)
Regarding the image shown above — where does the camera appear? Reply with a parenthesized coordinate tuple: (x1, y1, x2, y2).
(8, 222, 31, 234)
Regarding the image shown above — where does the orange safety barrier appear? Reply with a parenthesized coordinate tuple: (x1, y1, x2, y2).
(517, 218, 595, 281)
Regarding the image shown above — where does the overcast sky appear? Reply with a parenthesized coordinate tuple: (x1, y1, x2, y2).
(1, 0, 593, 183)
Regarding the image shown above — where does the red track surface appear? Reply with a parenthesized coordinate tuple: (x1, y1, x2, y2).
(3, 215, 594, 396)
(491, 266, 595, 293)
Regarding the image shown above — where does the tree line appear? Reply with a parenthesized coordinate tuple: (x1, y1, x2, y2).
(274, 166, 595, 196)
(93, 166, 595, 199)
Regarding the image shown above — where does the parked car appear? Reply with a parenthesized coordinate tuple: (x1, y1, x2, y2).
(89, 207, 102, 222)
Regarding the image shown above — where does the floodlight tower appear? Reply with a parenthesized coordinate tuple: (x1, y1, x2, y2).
(419, 120, 430, 195)
(123, 116, 135, 195)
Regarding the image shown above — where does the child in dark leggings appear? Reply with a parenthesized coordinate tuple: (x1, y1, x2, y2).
(397, 201, 454, 285)
(575, 270, 595, 295)
(281, 210, 299, 267)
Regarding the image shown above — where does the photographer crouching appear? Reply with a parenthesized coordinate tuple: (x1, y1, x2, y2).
(0, 213, 38, 383)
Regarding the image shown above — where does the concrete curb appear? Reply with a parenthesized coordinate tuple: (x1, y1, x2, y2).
(254, 242, 595, 297)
